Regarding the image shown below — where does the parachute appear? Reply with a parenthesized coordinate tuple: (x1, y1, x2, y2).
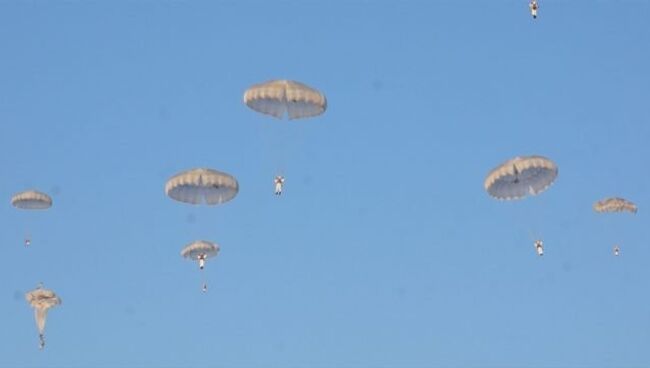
(11, 190, 52, 210)
(165, 168, 239, 205)
(12, 190, 52, 246)
(484, 156, 558, 200)
(25, 283, 61, 350)
(485, 155, 558, 256)
(243, 80, 327, 120)
(181, 240, 220, 292)
(593, 198, 638, 214)
(244, 80, 326, 194)
(594, 197, 637, 254)
(181, 240, 219, 268)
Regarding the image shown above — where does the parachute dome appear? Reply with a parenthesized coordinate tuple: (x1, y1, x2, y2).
(165, 168, 239, 205)
(484, 156, 558, 200)
(181, 240, 220, 260)
(243, 80, 327, 120)
(11, 190, 52, 210)
(594, 197, 637, 213)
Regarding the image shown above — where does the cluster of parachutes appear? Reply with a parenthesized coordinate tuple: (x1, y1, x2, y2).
(165, 168, 238, 292)
(13, 79, 638, 349)
(10, 190, 59, 349)
(166, 80, 326, 290)
(484, 155, 638, 256)
(12, 79, 327, 350)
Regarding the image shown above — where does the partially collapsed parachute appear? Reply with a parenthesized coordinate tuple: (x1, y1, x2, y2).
(243, 80, 327, 120)
(594, 198, 637, 214)
(11, 190, 52, 210)
(25, 284, 61, 350)
(484, 156, 558, 200)
(165, 168, 239, 205)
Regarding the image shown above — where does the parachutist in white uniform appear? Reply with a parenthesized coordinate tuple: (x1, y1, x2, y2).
(274, 176, 285, 195)
(25, 238, 31, 247)
(529, 0, 538, 19)
(39, 334, 45, 350)
(198, 254, 206, 270)
(613, 245, 620, 256)
(534, 240, 544, 256)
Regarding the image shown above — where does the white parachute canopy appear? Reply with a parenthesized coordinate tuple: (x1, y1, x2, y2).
(181, 240, 220, 262)
(165, 168, 239, 205)
(243, 80, 327, 120)
(11, 190, 52, 210)
(484, 156, 558, 200)
(25, 283, 61, 349)
(593, 197, 638, 214)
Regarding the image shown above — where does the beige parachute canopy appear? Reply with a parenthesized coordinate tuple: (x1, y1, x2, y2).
(165, 168, 239, 205)
(11, 190, 52, 210)
(181, 240, 220, 261)
(484, 156, 558, 200)
(594, 197, 638, 214)
(25, 283, 61, 349)
(243, 80, 327, 120)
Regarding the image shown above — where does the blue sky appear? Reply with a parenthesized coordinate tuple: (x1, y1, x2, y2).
(1, 1, 649, 367)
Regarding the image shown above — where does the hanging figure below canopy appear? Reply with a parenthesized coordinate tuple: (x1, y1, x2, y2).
(25, 283, 61, 350)
(613, 245, 620, 256)
(274, 175, 285, 196)
(534, 240, 544, 256)
(529, 0, 539, 19)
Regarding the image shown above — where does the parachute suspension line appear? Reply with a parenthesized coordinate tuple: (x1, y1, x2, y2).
(512, 165, 520, 184)
(274, 121, 291, 179)
(530, 202, 544, 252)
(201, 264, 208, 293)
(527, 228, 540, 244)
(199, 255, 208, 293)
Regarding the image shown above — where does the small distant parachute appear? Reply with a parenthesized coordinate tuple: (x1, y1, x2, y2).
(25, 283, 61, 350)
(181, 240, 219, 269)
(593, 197, 637, 214)
(12, 190, 52, 246)
(594, 197, 637, 253)
(484, 156, 558, 200)
(243, 80, 327, 120)
(181, 240, 220, 292)
(11, 190, 52, 210)
(165, 168, 239, 205)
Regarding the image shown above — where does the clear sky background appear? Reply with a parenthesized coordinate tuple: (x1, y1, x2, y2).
(1, 1, 649, 367)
